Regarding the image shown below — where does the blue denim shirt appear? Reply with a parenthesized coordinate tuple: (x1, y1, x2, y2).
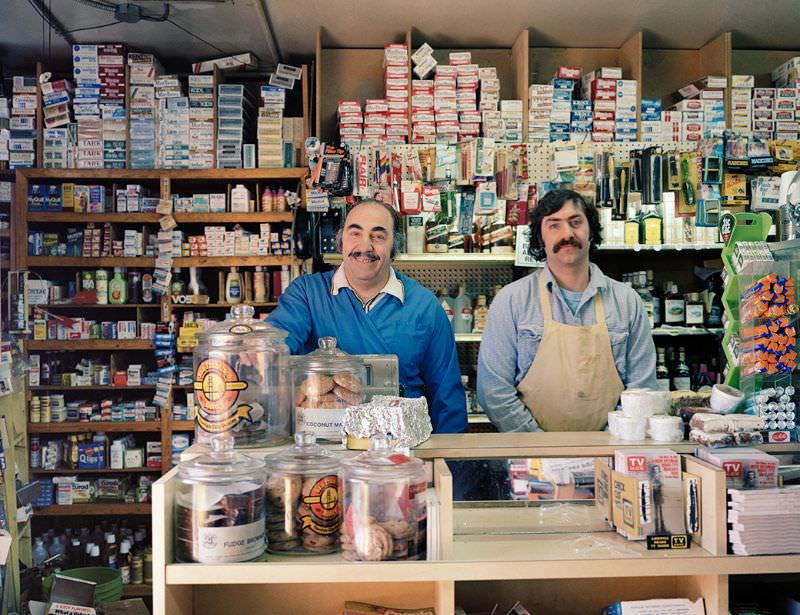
(477, 263, 657, 432)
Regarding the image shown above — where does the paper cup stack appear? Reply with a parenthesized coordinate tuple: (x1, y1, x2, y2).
(609, 389, 682, 441)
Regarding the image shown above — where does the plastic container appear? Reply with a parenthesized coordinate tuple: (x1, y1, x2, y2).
(174, 436, 267, 563)
(339, 436, 428, 561)
(193, 304, 291, 447)
(292, 337, 366, 442)
(43, 567, 123, 605)
(264, 432, 341, 554)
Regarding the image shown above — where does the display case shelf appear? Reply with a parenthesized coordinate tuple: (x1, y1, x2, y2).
(28, 421, 162, 433)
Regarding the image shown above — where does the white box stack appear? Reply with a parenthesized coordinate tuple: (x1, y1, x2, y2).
(188, 75, 214, 168)
(156, 76, 189, 169)
(258, 86, 285, 168)
(128, 53, 159, 168)
(99, 44, 126, 169)
(731, 75, 754, 135)
(11, 75, 38, 168)
(217, 83, 251, 168)
(72, 45, 102, 169)
(384, 44, 409, 143)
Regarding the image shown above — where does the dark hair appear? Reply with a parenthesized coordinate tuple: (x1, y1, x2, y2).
(528, 189, 603, 261)
(335, 199, 405, 259)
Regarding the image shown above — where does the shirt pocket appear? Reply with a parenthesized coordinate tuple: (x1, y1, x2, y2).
(516, 322, 544, 384)
(608, 329, 629, 382)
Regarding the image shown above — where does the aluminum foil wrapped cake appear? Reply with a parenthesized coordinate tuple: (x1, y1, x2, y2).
(343, 396, 432, 447)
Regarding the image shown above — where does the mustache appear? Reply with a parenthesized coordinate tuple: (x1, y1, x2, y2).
(553, 238, 582, 253)
(348, 250, 380, 261)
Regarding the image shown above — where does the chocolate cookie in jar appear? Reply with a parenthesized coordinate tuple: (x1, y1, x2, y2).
(339, 436, 428, 562)
(193, 304, 291, 447)
(264, 432, 341, 554)
(174, 436, 266, 563)
(292, 337, 366, 442)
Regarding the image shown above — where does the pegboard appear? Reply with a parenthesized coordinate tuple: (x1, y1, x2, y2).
(525, 140, 703, 183)
(393, 262, 514, 297)
(457, 343, 481, 378)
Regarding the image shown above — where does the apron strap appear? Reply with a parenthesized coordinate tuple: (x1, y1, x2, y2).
(594, 290, 607, 328)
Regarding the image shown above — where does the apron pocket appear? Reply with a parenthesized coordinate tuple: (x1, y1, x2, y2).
(608, 329, 629, 382)
(517, 323, 543, 382)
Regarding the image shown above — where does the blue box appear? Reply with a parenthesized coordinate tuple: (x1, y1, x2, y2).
(34, 479, 54, 506)
(78, 442, 106, 469)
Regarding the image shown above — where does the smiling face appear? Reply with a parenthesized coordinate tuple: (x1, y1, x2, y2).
(340, 202, 394, 288)
(540, 200, 591, 268)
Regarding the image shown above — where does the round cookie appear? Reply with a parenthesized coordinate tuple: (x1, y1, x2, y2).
(306, 392, 340, 408)
(333, 385, 361, 406)
(299, 374, 335, 397)
(266, 475, 301, 509)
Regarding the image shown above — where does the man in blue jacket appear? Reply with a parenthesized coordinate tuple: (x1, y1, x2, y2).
(268, 199, 467, 433)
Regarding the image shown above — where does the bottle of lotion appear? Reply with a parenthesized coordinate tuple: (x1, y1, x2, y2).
(253, 266, 267, 302)
(225, 267, 243, 304)
(451, 284, 473, 334)
(438, 288, 454, 326)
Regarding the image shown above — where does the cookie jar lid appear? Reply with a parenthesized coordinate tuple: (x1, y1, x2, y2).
(179, 435, 266, 483)
(196, 304, 288, 350)
(265, 432, 341, 474)
(339, 435, 425, 482)
(294, 337, 363, 373)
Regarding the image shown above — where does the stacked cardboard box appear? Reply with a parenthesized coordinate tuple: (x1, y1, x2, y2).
(156, 76, 189, 169)
(217, 83, 252, 168)
(10, 75, 37, 168)
(731, 74, 753, 135)
(384, 44, 409, 142)
(258, 86, 285, 168)
(188, 75, 214, 168)
(99, 44, 126, 168)
(128, 53, 159, 169)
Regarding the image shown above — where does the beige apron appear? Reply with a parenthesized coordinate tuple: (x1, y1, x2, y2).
(516, 274, 624, 431)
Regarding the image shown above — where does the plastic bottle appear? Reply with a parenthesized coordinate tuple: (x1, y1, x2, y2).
(170, 268, 186, 295)
(225, 267, 243, 304)
(275, 188, 287, 212)
(253, 266, 267, 302)
(106, 534, 119, 569)
(261, 187, 274, 212)
(119, 540, 131, 584)
(231, 184, 250, 212)
(473, 295, 489, 333)
(30, 436, 41, 469)
(33, 537, 48, 566)
(438, 288, 454, 326)
(48, 536, 66, 564)
(451, 284, 473, 334)
(109, 268, 127, 305)
(95, 269, 108, 304)
(128, 270, 141, 304)
(110, 440, 124, 469)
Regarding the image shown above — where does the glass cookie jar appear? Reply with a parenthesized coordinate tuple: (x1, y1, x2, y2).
(174, 436, 266, 563)
(339, 436, 428, 561)
(265, 432, 342, 554)
(193, 304, 292, 447)
(292, 337, 366, 442)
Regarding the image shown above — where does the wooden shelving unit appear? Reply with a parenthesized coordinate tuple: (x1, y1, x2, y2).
(28, 421, 163, 433)
(172, 256, 292, 267)
(27, 340, 154, 351)
(30, 385, 156, 391)
(36, 503, 151, 516)
(27, 257, 157, 268)
(27, 212, 161, 223)
(31, 467, 159, 475)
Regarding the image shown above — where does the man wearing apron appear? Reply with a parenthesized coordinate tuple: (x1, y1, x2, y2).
(477, 189, 657, 432)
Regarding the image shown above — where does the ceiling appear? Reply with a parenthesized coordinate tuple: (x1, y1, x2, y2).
(1, 0, 800, 73)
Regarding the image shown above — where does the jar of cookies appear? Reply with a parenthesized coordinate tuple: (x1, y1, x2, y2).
(292, 337, 366, 442)
(339, 436, 428, 561)
(264, 432, 341, 554)
(193, 304, 292, 448)
(174, 436, 266, 563)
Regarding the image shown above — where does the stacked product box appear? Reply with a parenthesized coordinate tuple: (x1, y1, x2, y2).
(615, 79, 638, 141)
(258, 86, 285, 168)
(156, 76, 189, 169)
(281, 116, 304, 166)
(528, 83, 553, 141)
(640, 98, 662, 142)
(500, 99, 523, 143)
(670, 76, 726, 139)
(775, 87, 799, 139)
(72, 45, 102, 169)
(99, 44, 126, 168)
(480, 67, 503, 140)
(41, 79, 72, 130)
(581, 67, 619, 143)
(435, 61, 458, 142)
(42, 128, 73, 169)
(384, 44, 409, 143)
(188, 75, 215, 168)
(217, 83, 252, 168)
(731, 75, 754, 135)
(570, 99, 592, 140)
(128, 53, 159, 168)
(0, 97, 8, 165)
(454, 54, 479, 142)
(364, 98, 388, 142)
(11, 75, 38, 168)
(771, 56, 800, 88)
(338, 100, 363, 144)
(751, 87, 776, 140)
(411, 80, 434, 143)
(550, 76, 576, 142)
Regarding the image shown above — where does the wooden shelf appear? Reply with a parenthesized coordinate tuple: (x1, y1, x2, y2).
(170, 302, 277, 309)
(27, 339, 154, 350)
(323, 253, 515, 265)
(35, 503, 151, 516)
(171, 421, 195, 431)
(30, 385, 156, 391)
(17, 168, 307, 180)
(0, 229, 10, 238)
(28, 421, 162, 433)
(454, 333, 482, 342)
(27, 212, 161, 223)
(173, 256, 292, 267)
(167, 168, 308, 181)
(27, 257, 156, 267)
(122, 584, 153, 597)
(31, 467, 159, 475)
(32, 303, 156, 310)
(173, 212, 294, 223)
(18, 169, 164, 180)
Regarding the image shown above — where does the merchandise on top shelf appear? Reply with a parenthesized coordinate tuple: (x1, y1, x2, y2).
(217, 83, 254, 168)
(157, 76, 190, 169)
(10, 75, 38, 169)
(188, 75, 215, 169)
(128, 53, 160, 169)
(258, 86, 285, 168)
(668, 75, 727, 140)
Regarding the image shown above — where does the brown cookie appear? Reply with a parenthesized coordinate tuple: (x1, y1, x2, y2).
(302, 528, 337, 552)
(293, 388, 307, 407)
(333, 385, 362, 406)
(306, 392, 341, 409)
(333, 372, 364, 393)
(266, 475, 301, 509)
(299, 374, 335, 397)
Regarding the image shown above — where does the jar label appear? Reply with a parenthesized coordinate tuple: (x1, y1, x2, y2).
(300, 474, 340, 535)
(295, 406, 346, 440)
(194, 358, 253, 434)
(196, 520, 265, 563)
